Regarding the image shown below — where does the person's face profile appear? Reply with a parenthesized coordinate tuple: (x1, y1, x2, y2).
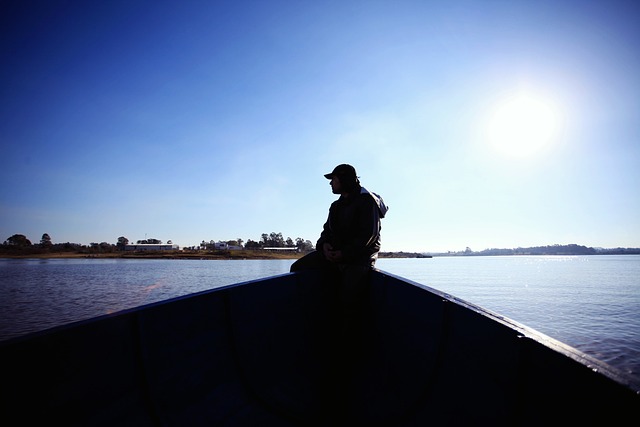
(330, 176, 342, 194)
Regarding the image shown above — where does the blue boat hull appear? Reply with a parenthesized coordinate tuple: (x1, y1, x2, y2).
(1, 270, 638, 426)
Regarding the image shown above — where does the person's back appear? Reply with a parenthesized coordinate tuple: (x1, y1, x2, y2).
(318, 186, 387, 266)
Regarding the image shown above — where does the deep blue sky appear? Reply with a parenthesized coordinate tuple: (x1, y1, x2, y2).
(1, 0, 639, 252)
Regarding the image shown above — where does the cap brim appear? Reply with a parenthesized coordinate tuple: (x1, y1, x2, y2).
(324, 173, 333, 179)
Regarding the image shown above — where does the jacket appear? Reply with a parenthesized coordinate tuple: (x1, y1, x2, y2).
(317, 186, 388, 265)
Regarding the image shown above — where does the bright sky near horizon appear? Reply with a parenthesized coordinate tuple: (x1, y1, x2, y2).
(1, 1, 639, 253)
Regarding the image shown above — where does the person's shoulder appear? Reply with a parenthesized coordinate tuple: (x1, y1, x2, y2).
(358, 187, 375, 199)
(359, 187, 388, 217)
(356, 189, 376, 204)
(330, 198, 343, 208)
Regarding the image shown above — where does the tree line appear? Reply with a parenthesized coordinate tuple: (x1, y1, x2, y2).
(1, 232, 315, 255)
(190, 232, 313, 251)
(2, 233, 121, 255)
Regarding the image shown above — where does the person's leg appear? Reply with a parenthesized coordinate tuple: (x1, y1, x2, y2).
(289, 250, 329, 272)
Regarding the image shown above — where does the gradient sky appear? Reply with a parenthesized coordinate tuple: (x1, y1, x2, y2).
(1, 0, 639, 253)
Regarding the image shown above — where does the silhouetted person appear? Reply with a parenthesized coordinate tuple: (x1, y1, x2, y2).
(291, 163, 387, 298)
(290, 164, 388, 422)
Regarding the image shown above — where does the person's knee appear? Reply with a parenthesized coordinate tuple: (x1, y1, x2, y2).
(290, 251, 324, 272)
(290, 258, 303, 272)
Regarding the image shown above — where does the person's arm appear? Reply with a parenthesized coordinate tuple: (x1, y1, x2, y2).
(316, 205, 334, 259)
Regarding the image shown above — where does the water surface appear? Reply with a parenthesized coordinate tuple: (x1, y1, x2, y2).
(1, 255, 638, 383)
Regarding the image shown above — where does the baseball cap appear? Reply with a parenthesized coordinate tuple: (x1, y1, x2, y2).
(324, 164, 357, 179)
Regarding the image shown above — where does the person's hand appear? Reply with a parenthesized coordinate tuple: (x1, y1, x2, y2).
(323, 243, 343, 262)
(328, 249, 343, 262)
(322, 243, 334, 259)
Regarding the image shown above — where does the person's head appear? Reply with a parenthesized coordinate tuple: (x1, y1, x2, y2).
(324, 164, 361, 195)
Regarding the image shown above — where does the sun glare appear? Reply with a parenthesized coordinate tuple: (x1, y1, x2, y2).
(486, 91, 561, 158)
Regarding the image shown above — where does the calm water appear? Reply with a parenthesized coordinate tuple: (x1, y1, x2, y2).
(1, 255, 638, 384)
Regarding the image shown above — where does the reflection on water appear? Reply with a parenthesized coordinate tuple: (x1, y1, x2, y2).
(0, 258, 295, 340)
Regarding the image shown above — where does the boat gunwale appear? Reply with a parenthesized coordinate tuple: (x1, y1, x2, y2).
(374, 268, 640, 393)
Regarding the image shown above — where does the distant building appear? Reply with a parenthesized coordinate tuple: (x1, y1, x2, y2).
(213, 241, 243, 250)
(214, 241, 228, 250)
(262, 247, 300, 252)
(124, 244, 179, 251)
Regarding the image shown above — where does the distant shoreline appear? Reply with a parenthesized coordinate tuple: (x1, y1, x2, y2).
(2, 248, 638, 260)
(0, 250, 301, 260)
(0, 250, 431, 260)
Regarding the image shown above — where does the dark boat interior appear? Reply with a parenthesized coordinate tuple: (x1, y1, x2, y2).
(1, 270, 638, 426)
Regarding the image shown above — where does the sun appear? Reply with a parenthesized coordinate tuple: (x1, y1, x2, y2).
(486, 91, 562, 158)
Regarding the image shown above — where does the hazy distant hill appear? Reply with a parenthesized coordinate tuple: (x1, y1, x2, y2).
(429, 244, 640, 257)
